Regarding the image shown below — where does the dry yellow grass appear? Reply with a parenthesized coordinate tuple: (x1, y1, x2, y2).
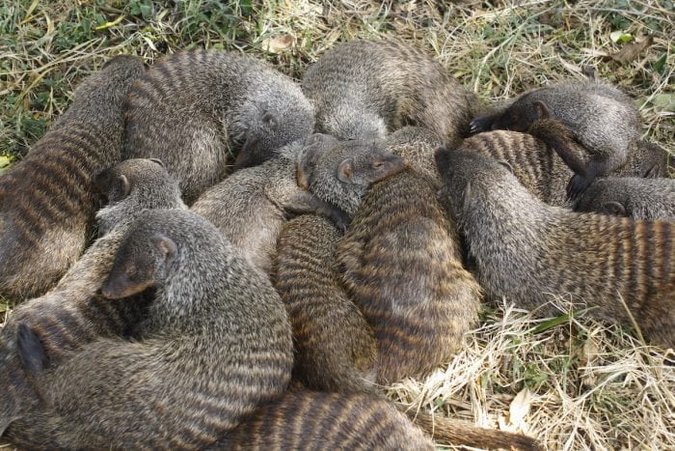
(1, 0, 673, 449)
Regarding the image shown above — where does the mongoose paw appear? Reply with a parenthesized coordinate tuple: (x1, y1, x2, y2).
(566, 174, 593, 200)
(16, 323, 49, 377)
(469, 116, 494, 134)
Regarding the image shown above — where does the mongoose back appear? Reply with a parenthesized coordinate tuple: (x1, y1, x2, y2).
(462, 121, 671, 207)
(435, 148, 675, 349)
(334, 128, 482, 383)
(191, 138, 348, 275)
(574, 177, 675, 221)
(0, 158, 186, 438)
(469, 80, 642, 197)
(302, 39, 481, 143)
(9, 209, 293, 449)
(125, 49, 315, 202)
(274, 214, 378, 394)
(0, 55, 145, 300)
(273, 215, 540, 451)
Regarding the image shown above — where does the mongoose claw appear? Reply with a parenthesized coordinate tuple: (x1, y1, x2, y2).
(469, 116, 493, 134)
(566, 174, 593, 200)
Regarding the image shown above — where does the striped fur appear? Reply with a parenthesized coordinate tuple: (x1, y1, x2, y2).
(274, 214, 378, 394)
(436, 148, 675, 349)
(337, 169, 482, 383)
(303, 39, 483, 144)
(125, 49, 314, 203)
(212, 389, 435, 450)
(0, 56, 145, 300)
(1, 158, 186, 441)
(8, 210, 294, 449)
(462, 128, 573, 207)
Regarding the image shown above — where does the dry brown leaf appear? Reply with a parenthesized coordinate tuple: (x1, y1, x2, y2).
(608, 35, 654, 64)
(509, 388, 533, 429)
(261, 34, 295, 54)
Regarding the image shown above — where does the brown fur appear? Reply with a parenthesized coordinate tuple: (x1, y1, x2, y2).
(8, 210, 293, 449)
(336, 130, 482, 383)
(211, 389, 435, 450)
(1, 158, 186, 441)
(125, 49, 315, 203)
(436, 148, 675, 349)
(0, 55, 145, 300)
(274, 214, 378, 394)
(302, 39, 482, 144)
(191, 139, 347, 275)
(470, 80, 644, 197)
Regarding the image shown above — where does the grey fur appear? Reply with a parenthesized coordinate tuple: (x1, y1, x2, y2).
(1, 158, 186, 444)
(575, 177, 675, 220)
(125, 49, 315, 203)
(0, 55, 145, 300)
(435, 148, 675, 349)
(9, 209, 293, 448)
(297, 134, 406, 217)
(302, 39, 482, 143)
(190, 139, 345, 275)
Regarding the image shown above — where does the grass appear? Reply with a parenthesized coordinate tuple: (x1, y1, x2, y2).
(1, 0, 673, 449)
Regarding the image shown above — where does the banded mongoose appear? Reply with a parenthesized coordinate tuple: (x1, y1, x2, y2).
(574, 177, 675, 221)
(435, 147, 675, 349)
(191, 138, 349, 275)
(273, 215, 540, 451)
(332, 128, 481, 383)
(0, 158, 186, 440)
(469, 80, 646, 198)
(11, 209, 293, 449)
(302, 39, 482, 144)
(125, 49, 315, 203)
(0, 55, 144, 300)
(462, 121, 672, 207)
(274, 214, 378, 394)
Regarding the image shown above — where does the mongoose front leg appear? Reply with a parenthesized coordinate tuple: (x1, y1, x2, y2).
(469, 113, 499, 134)
(281, 191, 350, 232)
(567, 159, 605, 200)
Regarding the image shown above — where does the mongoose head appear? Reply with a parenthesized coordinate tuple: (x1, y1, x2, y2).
(434, 146, 522, 223)
(490, 97, 550, 132)
(101, 222, 178, 299)
(623, 141, 671, 178)
(233, 91, 315, 170)
(94, 158, 186, 235)
(297, 134, 406, 216)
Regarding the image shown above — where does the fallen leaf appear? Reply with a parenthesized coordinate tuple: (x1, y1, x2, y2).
(261, 34, 295, 54)
(509, 388, 533, 429)
(610, 30, 633, 44)
(609, 35, 654, 64)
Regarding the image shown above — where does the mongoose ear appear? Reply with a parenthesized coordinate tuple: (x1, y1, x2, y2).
(296, 160, 311, 190)
(533, 101, 550, 120)
(94, 170, 131, 202)
(149, 158, 165, 168)
(337, 158, 354, 183)
(497, 160, 514, 174)
(152, 233, 178, 266)
(600, 201, 627, 217)
(17, 323, 49, 377)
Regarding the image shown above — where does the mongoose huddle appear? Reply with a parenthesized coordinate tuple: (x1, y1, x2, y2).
(12, 209, 294, 448)
(1, 158, 186, 442)
(435, 148, 674, 349)
(469, 80, 668, 198)
(302, 39, 483, 143)
(303, 129, 482, 383)
(4, 36, 673, 450)
(125, 49, 315, 202)
(0, 55, 144, 300)
(191, 138, 348, 275)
